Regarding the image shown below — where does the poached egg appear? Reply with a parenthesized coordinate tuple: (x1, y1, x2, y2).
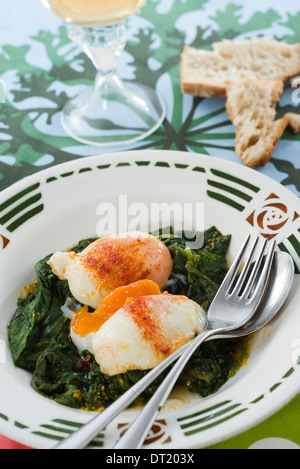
(48, 231, 173, 309)
(50, 231, 206, 377)
(70, 292, 207, 376)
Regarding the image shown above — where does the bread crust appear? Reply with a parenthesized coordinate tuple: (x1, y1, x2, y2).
(180, 41, 300, 98)
(286, 112, 300, 134)
(181, 81, 227, 98)
(288, 44, 300, 78)
(180, 47, 227, 97)
(237, 116, 288, 167)
(180, 39, 300, 167)
(226, 79, 289, 167)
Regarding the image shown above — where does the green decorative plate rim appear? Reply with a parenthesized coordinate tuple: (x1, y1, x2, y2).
(0, 150, 299, 449)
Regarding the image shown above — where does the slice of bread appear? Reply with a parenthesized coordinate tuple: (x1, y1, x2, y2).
(181, 38, 300, 98)
(286, 112, 300, 133)
(226, 78, 289, 167)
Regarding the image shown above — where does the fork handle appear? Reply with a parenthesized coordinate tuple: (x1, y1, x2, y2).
(53, 339, 193, 449)
(114, 327, 215, 449)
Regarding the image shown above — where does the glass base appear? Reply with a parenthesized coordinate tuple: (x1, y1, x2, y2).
(61, 75, 166, 147)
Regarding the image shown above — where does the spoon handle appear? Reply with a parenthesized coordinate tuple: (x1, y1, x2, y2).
(53, 342, 190, 449)
(113, 328, 215, 449)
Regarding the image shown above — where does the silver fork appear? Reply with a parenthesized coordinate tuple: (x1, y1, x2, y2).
(113, 235, 276, 449)
(53, 235, 275, 450)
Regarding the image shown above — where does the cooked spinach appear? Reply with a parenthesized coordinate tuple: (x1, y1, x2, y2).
(8, 228, 247, 410)
(159, 226, 231, 310)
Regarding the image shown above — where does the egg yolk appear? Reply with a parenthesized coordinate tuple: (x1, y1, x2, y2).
(70, 279, 161, 336)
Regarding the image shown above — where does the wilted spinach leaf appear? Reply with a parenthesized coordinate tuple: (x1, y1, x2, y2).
(159, 226, 231, 309)
(8, 229, 247, 410)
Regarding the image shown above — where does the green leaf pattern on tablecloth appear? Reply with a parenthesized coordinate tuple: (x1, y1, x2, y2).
(0, 0, 299, 194)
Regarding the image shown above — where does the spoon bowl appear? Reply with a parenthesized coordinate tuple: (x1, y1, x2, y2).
(217, 251, 294, 339)
(53, 248, 293, 450)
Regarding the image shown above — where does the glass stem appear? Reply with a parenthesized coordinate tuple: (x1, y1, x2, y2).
(62, 19, 166, 147)
(68, 21, 127, 76)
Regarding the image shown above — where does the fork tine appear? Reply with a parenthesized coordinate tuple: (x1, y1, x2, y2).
(217, 234, 251, 295)
(243, 239, 276, 300)
(230, 236, 260, 296)
(237, 237, 267, 298)
(112, 235, 276, 450)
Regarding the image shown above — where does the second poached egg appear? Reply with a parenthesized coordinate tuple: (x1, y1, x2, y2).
(71, 293, 207, 376)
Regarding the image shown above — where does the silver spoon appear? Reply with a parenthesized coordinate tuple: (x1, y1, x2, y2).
(53, 251, 294, 450)
(216, 250, 294, 339)
(113, 247, 292, 449)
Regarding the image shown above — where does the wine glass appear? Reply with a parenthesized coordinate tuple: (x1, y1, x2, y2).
(41, 0, 166, 147)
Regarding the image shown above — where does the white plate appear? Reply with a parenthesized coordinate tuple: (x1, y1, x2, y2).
(0, 150, 299, 449)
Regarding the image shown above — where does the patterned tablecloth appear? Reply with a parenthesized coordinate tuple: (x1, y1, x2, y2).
(0, 0, 299, 450)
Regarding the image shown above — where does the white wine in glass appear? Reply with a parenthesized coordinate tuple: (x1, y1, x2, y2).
(42, 0, 147, 26)
(41, 0, 166, 146)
